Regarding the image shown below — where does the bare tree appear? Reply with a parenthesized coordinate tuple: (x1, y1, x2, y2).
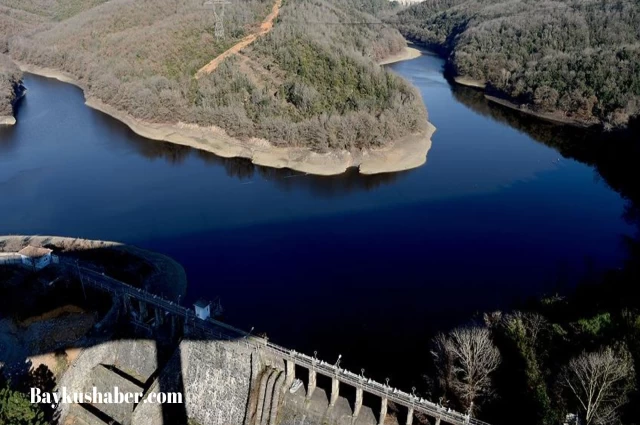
(431, 326, 501, 414)
(560, 346, 635, 425)
(432, 332, 456, 405)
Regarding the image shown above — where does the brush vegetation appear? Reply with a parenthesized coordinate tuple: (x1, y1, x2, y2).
(0, 0, 427, 149)
(392, 0, 640, 128)
(0, 53, 22, 118)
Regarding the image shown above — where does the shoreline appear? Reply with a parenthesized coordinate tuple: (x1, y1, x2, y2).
(404, 39, 601, 129)
(0, 115, 16, 126)
(378, 46, 422, 65)
(485, 95, 597, 128)
(16, 61, 435, 176)
(453, 76, 486, 89)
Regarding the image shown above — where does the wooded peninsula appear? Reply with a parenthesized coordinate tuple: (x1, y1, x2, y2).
(0, 0, 433, 174)
(391, 0, 640, 128)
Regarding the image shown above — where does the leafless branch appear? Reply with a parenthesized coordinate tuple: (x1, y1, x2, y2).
(560, 346, 635, 425)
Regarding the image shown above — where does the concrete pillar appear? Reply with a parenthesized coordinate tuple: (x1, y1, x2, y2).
(378, 397, 387, 425)
(283, 360, 295, 392)
(329, 377, 340, 407)
(139, 301, 147, 320)
(123, 295, 129, 314)
(435, 416, 441, 425)
(306, 369, 317, 400)
(352, 387, 363, 420)
(406, 407, 414, 425)
(154, 307, 161, 326)
(170, 315, 176, 338)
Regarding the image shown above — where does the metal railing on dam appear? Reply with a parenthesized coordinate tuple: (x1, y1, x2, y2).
(64, 259, 491, 425)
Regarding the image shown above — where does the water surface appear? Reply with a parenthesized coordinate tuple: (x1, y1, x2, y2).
(0, 50, 635, 388)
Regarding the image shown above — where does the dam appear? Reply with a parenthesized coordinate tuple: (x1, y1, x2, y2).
(54, 259, 487, 425)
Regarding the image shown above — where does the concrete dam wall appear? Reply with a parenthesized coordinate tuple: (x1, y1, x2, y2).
(59, 338, 386, 425)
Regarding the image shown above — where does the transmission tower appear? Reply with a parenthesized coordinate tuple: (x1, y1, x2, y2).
(202, 0, 230, 39)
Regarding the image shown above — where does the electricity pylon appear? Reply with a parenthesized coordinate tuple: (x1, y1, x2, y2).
(202, 0, 230, 39)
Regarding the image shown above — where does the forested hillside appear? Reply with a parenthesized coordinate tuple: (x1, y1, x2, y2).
(392, 0, 640, 128)
(0, 0, 427, 149)
(0, 54, 22, 119)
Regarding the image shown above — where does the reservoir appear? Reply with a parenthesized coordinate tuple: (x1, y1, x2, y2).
(0, 50, 636, 389)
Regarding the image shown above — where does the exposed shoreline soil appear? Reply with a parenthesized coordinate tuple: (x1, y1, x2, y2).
(14, 60, 435, 176)
(484, 95, 597, 128)
(0, 115, 16, 125)
(453, 76, 486, 89)
(378, 46, 422, 65)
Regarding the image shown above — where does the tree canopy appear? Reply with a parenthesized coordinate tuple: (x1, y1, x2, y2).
(0, 0, 427, 148)
(391, 0, 640, 127)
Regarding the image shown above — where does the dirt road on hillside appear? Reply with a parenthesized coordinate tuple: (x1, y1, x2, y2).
(195, 0, 282, 78)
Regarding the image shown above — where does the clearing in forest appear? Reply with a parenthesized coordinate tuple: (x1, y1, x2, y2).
(195, 0, 282, 79)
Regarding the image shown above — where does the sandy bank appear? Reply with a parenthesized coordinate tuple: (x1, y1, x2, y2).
(0, 115, 16, 125)
(17, 61, 435, 176)
(378, 46, 422, 65)
(485, 95, 596, 128)
(454, 76, 486, 89)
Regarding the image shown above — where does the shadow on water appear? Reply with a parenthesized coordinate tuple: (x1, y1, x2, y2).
(0, 254, 203, 425)
(85, 99, 414, 198)
(450, 85, 640, 220)
(0, 125, 18, 155)
(0, 94, 25, 155)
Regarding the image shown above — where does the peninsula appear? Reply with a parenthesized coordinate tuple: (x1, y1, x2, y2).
(0, 0, 434, 174)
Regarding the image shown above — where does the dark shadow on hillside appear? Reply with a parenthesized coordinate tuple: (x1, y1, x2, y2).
(450, 85, 640, 214)
(0, 244, 227, 425)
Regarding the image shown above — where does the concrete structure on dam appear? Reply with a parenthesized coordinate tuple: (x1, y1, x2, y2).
(54, 260, 490, 425)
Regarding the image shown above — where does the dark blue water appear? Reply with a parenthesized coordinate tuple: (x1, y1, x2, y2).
(0, 51, 634, 387)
